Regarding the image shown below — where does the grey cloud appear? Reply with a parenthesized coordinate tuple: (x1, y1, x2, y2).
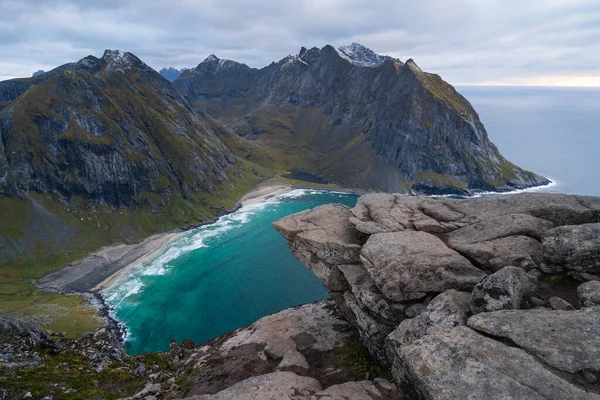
(0, 0, 598, 85)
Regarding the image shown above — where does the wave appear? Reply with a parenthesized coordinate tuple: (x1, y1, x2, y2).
(470, 177, 559, 198)
(429, 177, 559, 199)
(102, 189, 347, 305)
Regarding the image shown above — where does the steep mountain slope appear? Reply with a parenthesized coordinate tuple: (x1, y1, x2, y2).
(174, 44, 548, 194)
(0, 50, 264, 265)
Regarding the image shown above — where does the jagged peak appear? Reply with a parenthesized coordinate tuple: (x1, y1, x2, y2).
(98, 49, 147, 73)
(336, 43, 395, 67)
(405, 58, 422, 73)
(197, 54, 244, 72)
(102, 49, 135, 66)
(204, 54, 220, 63)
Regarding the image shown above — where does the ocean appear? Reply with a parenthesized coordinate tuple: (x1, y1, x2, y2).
(103, 86, 600, 354)
(459, 86, 600, 196)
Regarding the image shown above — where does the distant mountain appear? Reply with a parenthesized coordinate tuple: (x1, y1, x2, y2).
(159, 67, 188, 82)
(337, 43, 396, 67)
(174, 44, 548, 194)
(32, 69, 45, 77)
(0, 50, 263, 264)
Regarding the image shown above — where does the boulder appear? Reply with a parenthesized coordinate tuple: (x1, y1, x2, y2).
(276, 348, 310, 373)
(184, 371, 322, 399)
(441, 193, 598, 226)
(444, 213, 553, 245)
(273, 204, 362, 265)
(450, 235, 542, 270)
(392, 327, 599, 400)
(386, 290, 471, 359)
(361, 231, 486, 302)
(468, 308, 600, 373)
(578, 281, 600, 307)
(338, 264, 405, 323)
(220, 300, 353, 355)
(314, 381, 383, 400)
(549, 296, 575, 311)
(264, 339, 296, 361)
(542, 223, 600, 277)
(470, 266, 537, 314)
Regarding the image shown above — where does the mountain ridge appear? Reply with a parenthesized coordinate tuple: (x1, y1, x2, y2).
(174, 43, 549, 194)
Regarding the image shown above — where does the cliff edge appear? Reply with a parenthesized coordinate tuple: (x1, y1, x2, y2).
(275, 192, 600, 399)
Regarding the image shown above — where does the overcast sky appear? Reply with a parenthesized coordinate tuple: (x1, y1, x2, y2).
(1, 0, 599, 86)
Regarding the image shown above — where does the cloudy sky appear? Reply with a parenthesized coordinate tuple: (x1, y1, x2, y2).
(1, 0, 599, 86)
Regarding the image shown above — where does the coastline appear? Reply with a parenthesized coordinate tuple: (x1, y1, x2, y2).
(37, 183, 308, 296)
(38, 176, 555, 297)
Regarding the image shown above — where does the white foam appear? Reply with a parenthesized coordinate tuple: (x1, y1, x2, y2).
(102, 188, 356, 310)
(428, 177, 558, 199)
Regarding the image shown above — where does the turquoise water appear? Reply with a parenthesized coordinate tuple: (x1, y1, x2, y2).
(102, 190, 358, 354)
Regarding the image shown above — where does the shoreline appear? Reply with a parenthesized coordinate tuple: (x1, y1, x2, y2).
(37, 183, 324, 296)
(39, 177, 555, 297)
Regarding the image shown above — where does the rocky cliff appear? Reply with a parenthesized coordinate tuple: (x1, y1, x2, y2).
(174, 43, 548, 194)
(0, 50, 263, 264)
(275, 193, 600, 399)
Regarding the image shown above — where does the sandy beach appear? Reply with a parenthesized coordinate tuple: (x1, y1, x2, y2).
(37, 184, 299, 294)
(239, 185, 293, 205)
(37, 232, 181, 293)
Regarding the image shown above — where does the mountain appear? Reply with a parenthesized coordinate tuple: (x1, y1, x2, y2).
(337, 43, 396, 67)
(0, 50, 263, 264)
(32, 69, 45, 77)
(174, 44, 548, 195)
(159, 67, 187, 82)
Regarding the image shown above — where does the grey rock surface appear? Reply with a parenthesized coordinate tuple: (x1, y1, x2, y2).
(184, 371, 322, 400)
(315, 380, 383, 400)
(468, 308, 600, 373)
(361, 231, 485, 302)
(579, 281, 600, 307)
(549, 296, 576, 310)
(386, 290, 470, 355)
(275, 193, 600, 398)
(543, 223, 600, 278)
(276, 348, 310, 372)
(470, 266, 537, 314)
(392, 327, 599, 400)
(264, 339, 297, 361)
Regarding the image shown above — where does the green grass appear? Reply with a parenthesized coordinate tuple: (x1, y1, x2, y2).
(0, 350, 147, 399)
(333, 339, 388, 380)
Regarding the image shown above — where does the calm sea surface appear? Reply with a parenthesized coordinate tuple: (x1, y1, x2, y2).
(459, 86, 600, 196)
(104, 86, 600, 354)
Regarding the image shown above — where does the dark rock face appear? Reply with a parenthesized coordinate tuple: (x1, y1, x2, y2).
(0, 50, 234, 207)
(0, 50, 258, 264)
(175, 43, 548, 194)
(275, 193, 600, 398)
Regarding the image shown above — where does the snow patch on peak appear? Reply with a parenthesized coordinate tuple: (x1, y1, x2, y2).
(336, 43, 394, 67)
(280, 54, 308, 71)
(199, 55, 240, 72)
(102, 50, 136, 70)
